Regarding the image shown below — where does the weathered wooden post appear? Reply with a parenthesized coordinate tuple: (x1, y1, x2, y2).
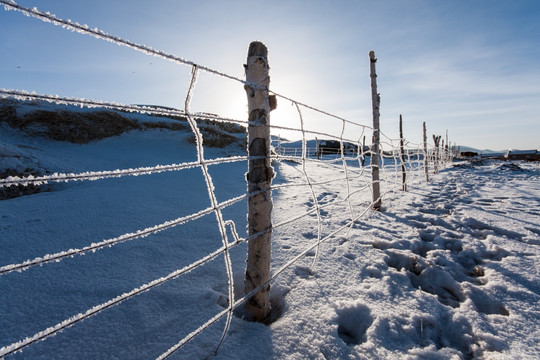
(369, 51, 381, 210)
(441, 139, 445, 165)
(369, 50, 381, 210)
(244, 41, 274, 322)
(399, 114, 407, 191)
(433, 134, 441, 174)
(423, 122, 429, 182)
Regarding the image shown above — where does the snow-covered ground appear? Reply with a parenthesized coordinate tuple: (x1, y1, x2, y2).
(1, 105, 539, 359)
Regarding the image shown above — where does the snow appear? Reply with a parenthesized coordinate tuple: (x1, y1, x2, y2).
(1, 104, 539, 359)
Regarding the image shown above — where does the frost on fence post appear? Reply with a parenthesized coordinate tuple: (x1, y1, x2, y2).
(433, 135, 441, 174)
(369, 51, 381, 210)
(244, 41, 274, 323)
(423, 122, 429, 182)
(399, 114, 407, 191)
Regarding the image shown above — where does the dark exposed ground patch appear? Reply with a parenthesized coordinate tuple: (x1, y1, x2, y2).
(0, 99, 246, 147)
(0, 168, 51, 200)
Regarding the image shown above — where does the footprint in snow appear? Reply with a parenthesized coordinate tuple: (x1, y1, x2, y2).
(335, 303, 373, 346)
(466, 287, 509, 316)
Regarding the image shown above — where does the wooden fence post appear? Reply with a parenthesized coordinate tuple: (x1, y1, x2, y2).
(361, 135, 366, 166)
(423, 122, 429, 182)
(244, 41, 274, 322)
(399, 114, 407, 191)
(433, 134, 441, 174)
(369, 51, 381, 210)
(445, 129, 449, 163)
(441, 139, 445, 165)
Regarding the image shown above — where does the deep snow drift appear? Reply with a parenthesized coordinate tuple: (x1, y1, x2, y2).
(1, 103, 539, 359)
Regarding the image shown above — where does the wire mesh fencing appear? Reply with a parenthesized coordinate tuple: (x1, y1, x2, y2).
(0, 1, 453, 358)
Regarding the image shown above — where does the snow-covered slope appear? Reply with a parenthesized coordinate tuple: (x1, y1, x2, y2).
(1, 102, 539, 359)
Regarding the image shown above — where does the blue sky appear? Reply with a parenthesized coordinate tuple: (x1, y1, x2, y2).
(1, 0, 539, 150)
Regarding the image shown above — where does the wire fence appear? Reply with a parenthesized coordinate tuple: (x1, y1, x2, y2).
(0, 1, 454, 359)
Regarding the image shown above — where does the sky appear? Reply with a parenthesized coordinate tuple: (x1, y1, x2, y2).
(1, 0, 540, 150)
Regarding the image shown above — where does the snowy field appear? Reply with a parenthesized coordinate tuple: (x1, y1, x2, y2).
(1, 107, 539, 359)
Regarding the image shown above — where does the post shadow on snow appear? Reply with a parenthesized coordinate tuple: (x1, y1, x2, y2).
(471, 209, 540, 234)
(212, 267, 289, 323)
(460, 216, 525, 242)
(205, 273, 284, 359)
(484, 263, 540, 303)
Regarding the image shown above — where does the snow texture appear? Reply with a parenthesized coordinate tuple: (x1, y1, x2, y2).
(1, 102, 539, 359)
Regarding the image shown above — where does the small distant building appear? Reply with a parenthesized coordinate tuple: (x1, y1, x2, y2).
(460, 151, 478, 158)
(505, 150, 539, 161)
(317, 140, 357, 155)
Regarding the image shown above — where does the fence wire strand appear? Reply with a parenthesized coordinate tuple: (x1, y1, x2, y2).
(293, 102, 323, 270)
(182, 65, 235, 356)
(0, 2, 450, 358)
(0, 0, 373, 133)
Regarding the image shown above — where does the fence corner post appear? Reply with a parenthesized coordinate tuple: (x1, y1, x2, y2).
(244, 41, 273, 323)
(369, 50, 381, 210)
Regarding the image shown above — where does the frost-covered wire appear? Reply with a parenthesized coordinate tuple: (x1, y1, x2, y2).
(157, 192, 371, 360)
(0, 167, 369, 276)
(0, 3, 451, 357)
(0, 88, 248, 129)
(0, 157, 247, 188)
(0, 1, 245, 85)
(156, 307, 230, 360)
(272, 93, 373, 132)
(0, 239, 237, 358)
(182, 65, 235, 356)
(2, 1, 372, 133)
(159, 154, 424, 358)
(338, 119, 356, 236)
(0, 193, 246, 275)
(294, 102, 323, 269)
(0, 88, 185, 117)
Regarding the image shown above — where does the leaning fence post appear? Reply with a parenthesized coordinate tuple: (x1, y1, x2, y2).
(244, 41, 274, 322)
(369, 51, 381, 210)
(423, 122, 429, 182)
(399, 114, 407, 191)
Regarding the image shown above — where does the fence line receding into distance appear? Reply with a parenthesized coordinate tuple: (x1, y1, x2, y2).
(0, 1, 454, 359)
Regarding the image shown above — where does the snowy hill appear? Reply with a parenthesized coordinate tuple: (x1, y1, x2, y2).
(0, 98, 246, 199)
(1, 99, 540, 359)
